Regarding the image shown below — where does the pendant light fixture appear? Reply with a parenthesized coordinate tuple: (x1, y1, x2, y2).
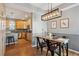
(41, 3, 62, 21)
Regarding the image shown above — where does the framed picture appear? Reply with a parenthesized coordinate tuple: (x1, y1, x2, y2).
(52, 21, 57, 29)
(60, 18, 69, 28)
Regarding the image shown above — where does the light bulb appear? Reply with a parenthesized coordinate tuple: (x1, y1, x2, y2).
(45, 16, 47, 20)
(56, 12, 59, 15)
(53, 13, 56, 16)
(48, 14, 51, 19)
(50, 14, 52, 17)
(50, 13, 52, 18)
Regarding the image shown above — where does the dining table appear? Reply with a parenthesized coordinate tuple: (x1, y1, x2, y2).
(35, 35, 68, 56)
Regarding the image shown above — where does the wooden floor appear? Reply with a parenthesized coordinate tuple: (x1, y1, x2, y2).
(5, 39, 37, 56)
(5, 39, 79, 56)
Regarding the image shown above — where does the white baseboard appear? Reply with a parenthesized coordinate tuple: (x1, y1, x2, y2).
(6, 42, 17, 45)
(68, 49, 79, 54)
(32, 45, 37, 47)
(32, 44, 79, 55)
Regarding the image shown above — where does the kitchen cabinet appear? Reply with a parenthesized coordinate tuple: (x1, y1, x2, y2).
(16, 20, 27, 29)
(26, 32, 32, 42)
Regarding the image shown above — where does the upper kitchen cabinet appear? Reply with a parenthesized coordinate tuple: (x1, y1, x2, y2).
(15, 20, 27, 29)
(15, 18, 32, 30)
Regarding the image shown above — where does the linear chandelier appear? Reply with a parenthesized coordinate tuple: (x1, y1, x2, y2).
(41, 5, 62, 21)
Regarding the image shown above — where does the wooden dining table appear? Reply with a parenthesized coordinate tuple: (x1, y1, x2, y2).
(36, 35, 68, 56)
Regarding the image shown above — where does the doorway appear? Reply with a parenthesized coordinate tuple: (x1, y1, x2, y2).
(5, 14, 33, 56)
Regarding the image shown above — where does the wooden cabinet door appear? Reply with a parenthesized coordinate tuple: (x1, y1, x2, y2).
(27, 33, 32, 42)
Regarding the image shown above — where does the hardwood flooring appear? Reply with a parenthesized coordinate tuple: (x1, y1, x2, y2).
(5, 39, 79, 56)
(5, 39, 36, 56)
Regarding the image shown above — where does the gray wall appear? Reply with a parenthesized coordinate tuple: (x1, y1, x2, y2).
(47, 6, 79, 51)
(32, 12, 47, 46)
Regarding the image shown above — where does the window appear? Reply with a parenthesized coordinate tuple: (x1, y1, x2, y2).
(9, 20, 15, 30)
(0, 17, 6, 30)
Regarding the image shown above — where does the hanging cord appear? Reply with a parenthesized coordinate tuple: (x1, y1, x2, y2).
(48, 3, 49, 12)
(48, 3, 52, 12)
(51, 3, 52, 11)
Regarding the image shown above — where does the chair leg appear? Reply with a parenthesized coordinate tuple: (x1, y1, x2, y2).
(41, 47, 43, 54)
(51, 50, 54, 56)
(37, 46, 39, 50)
(37, 41, 39, 50)
(62, 45, 64, 56)
(46, 48, 49, 56)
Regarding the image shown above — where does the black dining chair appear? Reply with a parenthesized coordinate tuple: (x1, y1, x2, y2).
(36, 37, 47, 54)
(46, 40, 59, 56)
(61, 36, 69, 56)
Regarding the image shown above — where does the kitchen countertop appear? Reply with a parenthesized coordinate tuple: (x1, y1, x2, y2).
(10, 29, 32, 33)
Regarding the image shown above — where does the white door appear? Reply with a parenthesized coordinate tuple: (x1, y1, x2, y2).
(0, 31, 6, 56)
(0, 31, 3, 55)
(0, 3, 6, 56)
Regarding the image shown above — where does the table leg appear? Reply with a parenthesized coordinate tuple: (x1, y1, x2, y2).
(51, 51, 54, 56)
(37, 37, 39, 49)
(59, 43, 61, 56)
(66, 43, 68, 56)
(46, 40, 50, 56)
(46, 48, 49, 56)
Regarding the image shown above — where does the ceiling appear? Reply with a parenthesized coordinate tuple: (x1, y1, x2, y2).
(5, 3, 62, 19)
(5, 3, 62, 13)
(5, 3, 77, 13)
(30, 3, 62, 10)
(5, 3, 77, 19)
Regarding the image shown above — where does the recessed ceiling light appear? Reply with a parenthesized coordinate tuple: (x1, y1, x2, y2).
(25, 15, 28, 18)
